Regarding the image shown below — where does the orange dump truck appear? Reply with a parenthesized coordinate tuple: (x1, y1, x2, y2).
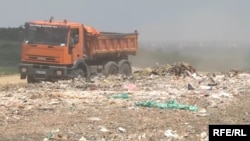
(19, 18, 138, 83)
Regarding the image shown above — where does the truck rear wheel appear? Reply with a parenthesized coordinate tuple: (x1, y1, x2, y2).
(104, 61, 118, 76)
(75, 68, 85, 78)
(118, 60, 132, 76)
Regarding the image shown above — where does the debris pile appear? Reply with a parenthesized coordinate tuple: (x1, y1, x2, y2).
(134, 62, 196, 77)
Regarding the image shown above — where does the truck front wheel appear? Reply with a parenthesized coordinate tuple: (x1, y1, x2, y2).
(104, 61, 118, 76)
(27, 75, 38, 83)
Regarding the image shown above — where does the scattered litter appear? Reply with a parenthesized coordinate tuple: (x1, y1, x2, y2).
(138, 133, 146, 140)
(38, 107, 54, 111)
(87, 117, 101, 121)
(164, 129, 180, 139)
(98, 126, 110, 132)
(196, 108, 210, 117)
(200, 131, 208, 141)
(49, 101, 60, 105)
(188, 83, 195, 90)
(200, 85, 212, 90)
(47, 132, 54, 139)
(211, 92, 233, 99)
(117, 127, 127, 133)
(123, 83, 137, 91)
(79, 136, 89, 141)
(48, 133, 69, 140)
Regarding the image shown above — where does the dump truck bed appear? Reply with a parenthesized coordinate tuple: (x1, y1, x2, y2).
(86, 31, 138, 58)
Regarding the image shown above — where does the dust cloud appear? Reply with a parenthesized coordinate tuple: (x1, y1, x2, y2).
(129, 42, 250, 72)
(132, 2, 250, 71)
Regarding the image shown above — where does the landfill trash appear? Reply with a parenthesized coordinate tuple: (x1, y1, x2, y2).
(79, 136, 89, 141)
(44, 134, 69, 140)
(187, 83, 195, 90)
(87, 117, 101, 121)
(196, 108, 210, 117)
(134, 62, 196, 77)
(138, 133, 146, 140)
(207, 82, 217, 86)
(211, 92, 233, 99)
(117, 127, 127, 133)
(123, 83, 137, 91)
(1, 61, 250, 140)
(164, 129, 181, 139)
(135, 100, 198, 111)
(200, 131, 208, 141)
(134, 67, 153, 76)
(50, 133, 69, 140)
(47, 132, 54, 139)
(200, 85, 212, 90)
(49, 101, 60, 105)
(98, 126, 110, 132)
(46, 129, 67, 140)
(192, 72, 202, 80)
(110, 93, 131, 99)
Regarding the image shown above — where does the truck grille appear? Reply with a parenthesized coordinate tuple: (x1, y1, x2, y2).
(27, 55, 58, 63)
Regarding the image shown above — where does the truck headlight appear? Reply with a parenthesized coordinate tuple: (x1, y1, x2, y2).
(56, 70, 62, 75)
(21, 68, 27, 73)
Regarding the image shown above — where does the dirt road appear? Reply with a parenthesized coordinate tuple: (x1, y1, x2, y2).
(0, 74, 26, 84)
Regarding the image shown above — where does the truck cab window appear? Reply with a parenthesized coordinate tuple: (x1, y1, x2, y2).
(25, 23, 68, 46)
(70, 28, 79, 44)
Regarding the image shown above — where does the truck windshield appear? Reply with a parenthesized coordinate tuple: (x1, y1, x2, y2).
(25, 24, 69, 46)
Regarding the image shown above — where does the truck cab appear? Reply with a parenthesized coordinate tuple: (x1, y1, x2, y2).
(20, 19, 90, 82)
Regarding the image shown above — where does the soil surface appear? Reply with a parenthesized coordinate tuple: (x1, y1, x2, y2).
(0, 75, 25, 84)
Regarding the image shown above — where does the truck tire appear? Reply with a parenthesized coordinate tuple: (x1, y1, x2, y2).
(104, 61, 118, 76)
(75, 68, 85, 78)
(118, 60, 132, 76)
(27, 75, 37, 83)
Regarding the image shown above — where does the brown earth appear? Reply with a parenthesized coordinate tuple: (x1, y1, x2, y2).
(0, 75, 26, 85)
(0, 72, 250, 141)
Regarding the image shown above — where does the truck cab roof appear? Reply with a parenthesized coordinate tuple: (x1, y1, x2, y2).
(28, 20, 100, 35)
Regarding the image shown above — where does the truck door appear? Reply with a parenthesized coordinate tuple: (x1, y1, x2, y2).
(69, 28, 80, 62)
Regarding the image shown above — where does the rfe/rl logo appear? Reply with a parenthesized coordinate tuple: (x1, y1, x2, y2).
(213, 129, 247, 136)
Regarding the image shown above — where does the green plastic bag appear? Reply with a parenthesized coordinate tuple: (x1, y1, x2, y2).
(135, 100, 198, 111)
(111, 93, 130, 99)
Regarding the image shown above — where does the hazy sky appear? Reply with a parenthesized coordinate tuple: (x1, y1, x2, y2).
(1, 0, 250, 42)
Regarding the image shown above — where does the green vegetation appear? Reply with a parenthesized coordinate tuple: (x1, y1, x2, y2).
(0, 40, 21, 75)
(0, 27, 23, 41)
(0, 67, 18, 75)
(0, 27, 23, 74)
